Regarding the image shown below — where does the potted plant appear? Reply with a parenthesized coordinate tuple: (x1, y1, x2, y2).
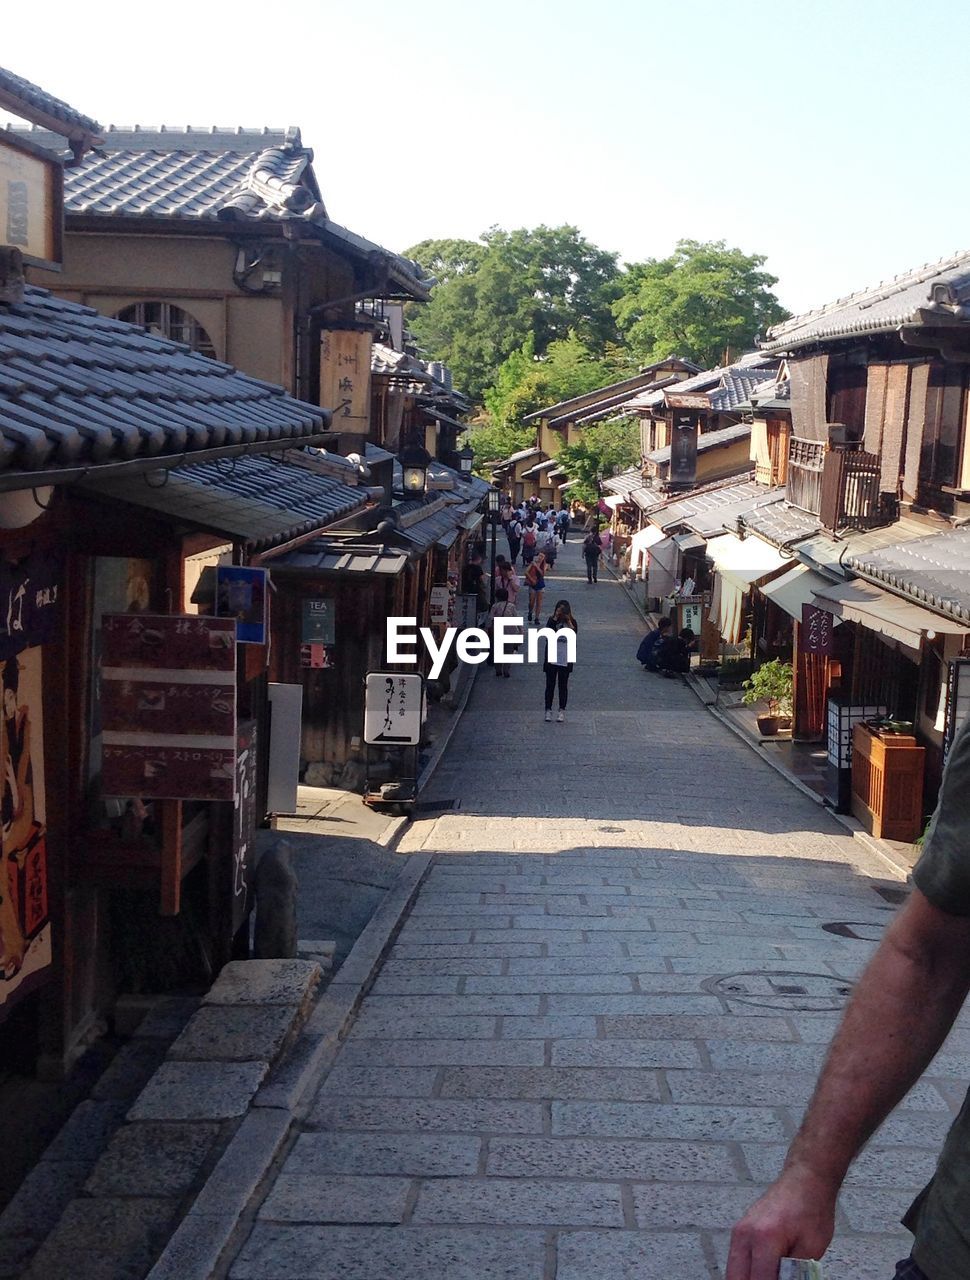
(742, 659, 794, 736)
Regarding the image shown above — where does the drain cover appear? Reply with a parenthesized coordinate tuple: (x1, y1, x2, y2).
(597, 825, 624, 834)
(704, 971, 853, 1011)
(821, 921, 885, 941)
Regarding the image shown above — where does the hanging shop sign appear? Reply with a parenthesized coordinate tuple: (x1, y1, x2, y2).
(100, 614, 237, 802)
(429, 585, 452, 626)
(231, 720, 258, 934)
(679, 597, 704, 636)
(320, 329, 373, 436)
(364, 673, 423, 745)
(669, 408, 700, 486)
(0, 643, 51, 1024)
(215, 566, 268, 645)
(802, 603, 835, 655)
(944, 657, 970, 763)
(300, 598, 335, 669)
(0, 548, 62, 661)
(0, 133, 63, 270)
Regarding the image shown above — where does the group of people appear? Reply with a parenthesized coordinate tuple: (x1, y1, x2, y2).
(636, 615, 696, 677)
(503, 499, 571, 571)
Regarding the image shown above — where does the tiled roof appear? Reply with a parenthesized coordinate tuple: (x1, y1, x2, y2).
(492, 447, 541, 470)
(602, 467, 644, 498)
(795, 515, 947, 580)
(626, 355, 778, 412)
(0, 66, 102, 144)
(520, 458, 558, 479)
(523, 358, 701, 422)
(648, 475, 767, 533)
(80, 451, 367, 551)
(0, 285, 329, 481)
(272, 542, 409, 576)
(742, 497, 821, 548)
(647, 421, 751, 467)
(845, 527, 970, 624)
(763, 251, 970, 353)
(9, 126, 431, 299)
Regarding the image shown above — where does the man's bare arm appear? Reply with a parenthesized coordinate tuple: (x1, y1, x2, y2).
(727, 888, 970, 1280)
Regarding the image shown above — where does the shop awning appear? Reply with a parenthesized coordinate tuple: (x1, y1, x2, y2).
(760, 564, 833, 622)
(812, 579, 968, 652)
(647, 535, 679, 599)
(630, 524, 665, 576)
(706, 533, 790, 644)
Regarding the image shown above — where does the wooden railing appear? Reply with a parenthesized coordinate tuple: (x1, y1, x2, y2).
(786, 438, 826, 514)
(820, 449, 883, 531)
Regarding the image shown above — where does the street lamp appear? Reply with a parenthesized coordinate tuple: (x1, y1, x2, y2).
(486, 487, 501, 604)
(400, 442, 432, 496)
(457, 444, 474, 476)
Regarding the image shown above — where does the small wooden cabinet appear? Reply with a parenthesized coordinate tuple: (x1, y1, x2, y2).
(851, 722, 925, 842)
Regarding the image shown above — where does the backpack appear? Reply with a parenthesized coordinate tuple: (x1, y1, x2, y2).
(523, 528, 537, 548)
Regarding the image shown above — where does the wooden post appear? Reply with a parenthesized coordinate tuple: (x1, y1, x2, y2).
(159, 799, 183, 916)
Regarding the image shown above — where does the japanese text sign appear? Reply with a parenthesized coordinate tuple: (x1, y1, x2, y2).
(0, 547, 62, 660)
(320, 329, 372, 434)
(100, 614, 237, 801)
(215, 566, 268, 645)
(802, 603, 835, 655)
(364, 673, 423, 745)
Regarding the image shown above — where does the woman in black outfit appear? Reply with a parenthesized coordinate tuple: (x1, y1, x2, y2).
(543, 600, 578, 723)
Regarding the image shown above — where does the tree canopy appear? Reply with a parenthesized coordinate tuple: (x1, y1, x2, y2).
(612, 239, 789, 369)
(405, 225, 622, 404)
(555, 417, 641, 506)
(484, 334, 629, 428)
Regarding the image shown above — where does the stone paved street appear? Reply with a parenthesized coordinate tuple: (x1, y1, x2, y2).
(226, 540, 966, 1280)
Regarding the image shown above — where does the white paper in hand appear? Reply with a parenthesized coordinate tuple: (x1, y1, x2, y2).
(779, 1260, 824, 1280)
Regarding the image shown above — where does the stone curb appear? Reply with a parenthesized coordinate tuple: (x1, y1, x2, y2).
(145, 851, 434, 1280)
(416, 661, 479, 796)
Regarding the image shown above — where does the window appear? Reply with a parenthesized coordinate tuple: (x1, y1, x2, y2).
(116, 302, 217, 359)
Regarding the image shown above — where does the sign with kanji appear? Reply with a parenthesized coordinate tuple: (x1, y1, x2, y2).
(100, 614, 237, 801)
(802, 603, 835, 655)
(231, 720, 258, 933)
(320, 329, 373, 434)
(215, 566, 268, 645)
(0, 134, 62, 270)
(364, 673, 423, 745)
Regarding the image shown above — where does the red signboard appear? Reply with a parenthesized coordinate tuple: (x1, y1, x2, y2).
(100, 614, 237, 802)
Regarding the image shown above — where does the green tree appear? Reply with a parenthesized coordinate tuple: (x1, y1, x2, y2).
(405, 225, 621, 404)
(462, 419, 535, 473)
(556, 417, 641, 506)
(484, 333, 622, 428)
(613, 239, 788, 369)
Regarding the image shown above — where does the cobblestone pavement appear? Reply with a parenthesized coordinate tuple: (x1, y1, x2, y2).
(226, 540, 963, 1280)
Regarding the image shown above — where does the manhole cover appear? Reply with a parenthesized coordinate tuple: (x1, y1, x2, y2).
(821, 921, 885, 941)
(597, 825, 624, 833)
(704, 971, 853, 1011)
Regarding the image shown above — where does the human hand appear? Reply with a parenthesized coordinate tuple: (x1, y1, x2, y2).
(726, 1171, 836, 1280)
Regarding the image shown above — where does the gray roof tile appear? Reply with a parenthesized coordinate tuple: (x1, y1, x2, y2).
(742, 498, 821, 548)
(845, 527, 970, 624)
(764, 251, 970, 353)
(647, 421, 751, 466)
(0, 66, 102, 142)
(0, 285, 330, 477)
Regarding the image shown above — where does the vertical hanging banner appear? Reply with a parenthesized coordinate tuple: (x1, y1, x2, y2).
(215, 566, 268, 644)
(666, 393, 707, 488)
(100, 615, 237, 801)
(802, 604, 835, 655)
(0, 644, 51, 1024)
(231, 720, 258, 933)
(320, 329, 373, 435)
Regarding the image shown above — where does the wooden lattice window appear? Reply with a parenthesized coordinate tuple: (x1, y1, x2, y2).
(116, 302, 217, 359)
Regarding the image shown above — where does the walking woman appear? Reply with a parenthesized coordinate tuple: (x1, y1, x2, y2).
(494, 555, 520, 608)
(543, 599, 578, 723)
(525, 551, 547, 623)
(487, 588, 518, 678)
(582, 529, 603, 583)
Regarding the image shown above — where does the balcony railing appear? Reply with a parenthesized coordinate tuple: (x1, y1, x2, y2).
(786, 438, 826, 515)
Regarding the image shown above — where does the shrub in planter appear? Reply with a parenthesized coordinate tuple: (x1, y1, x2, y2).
(742, 659, 794, 735)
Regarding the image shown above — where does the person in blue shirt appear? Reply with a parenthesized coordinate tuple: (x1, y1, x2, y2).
(636, 617, 671, 671)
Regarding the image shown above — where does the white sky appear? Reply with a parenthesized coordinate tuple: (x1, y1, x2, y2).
(6, 0, 970, 316)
